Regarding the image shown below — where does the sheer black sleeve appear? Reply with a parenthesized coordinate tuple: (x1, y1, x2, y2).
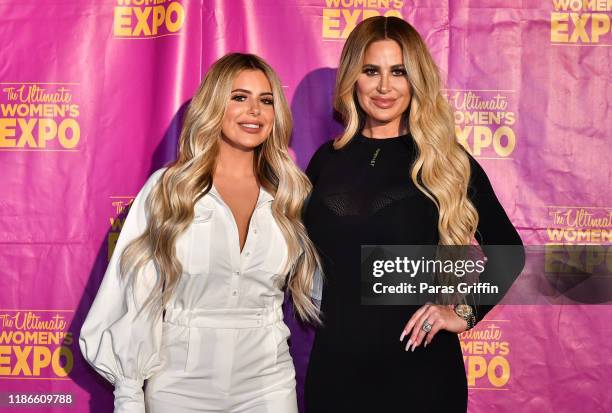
(466, 153, 525, 325)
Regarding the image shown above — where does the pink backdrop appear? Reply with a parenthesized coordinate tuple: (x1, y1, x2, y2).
(1, 0, 611, 411)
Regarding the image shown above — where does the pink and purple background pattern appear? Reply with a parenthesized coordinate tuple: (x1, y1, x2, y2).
(1, 0, 611, 411)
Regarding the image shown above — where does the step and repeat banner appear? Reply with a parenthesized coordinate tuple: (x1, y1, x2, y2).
(1, 0, 610, 411)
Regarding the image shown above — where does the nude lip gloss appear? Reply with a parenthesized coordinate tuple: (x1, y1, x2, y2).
(371, 97, 396, 109)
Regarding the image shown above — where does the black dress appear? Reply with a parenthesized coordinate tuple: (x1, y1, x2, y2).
(303, 132, 523, 413)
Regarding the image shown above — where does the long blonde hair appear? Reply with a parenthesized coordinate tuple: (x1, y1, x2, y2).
(120, 53, 321, 323)
(334, 16, 478, 245)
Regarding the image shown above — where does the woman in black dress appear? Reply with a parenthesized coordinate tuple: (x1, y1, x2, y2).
(303, 17, 524, 412)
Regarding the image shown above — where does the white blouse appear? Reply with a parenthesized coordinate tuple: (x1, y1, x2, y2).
(79, 168, 291, 410)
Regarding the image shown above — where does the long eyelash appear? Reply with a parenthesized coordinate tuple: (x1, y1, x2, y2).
(363, 67, 377, 75)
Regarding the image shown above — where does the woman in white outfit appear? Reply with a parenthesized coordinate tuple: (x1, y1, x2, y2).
(79, 53, 321, 413)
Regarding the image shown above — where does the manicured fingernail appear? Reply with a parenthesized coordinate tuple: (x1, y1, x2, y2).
(411, 343, 416, 352)
(400, 331, 406, 342)
(405, 339, 412, 351)
(424, 341, 428, 348)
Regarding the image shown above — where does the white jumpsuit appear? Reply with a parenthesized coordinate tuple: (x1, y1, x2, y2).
(79, 168, 298, 413)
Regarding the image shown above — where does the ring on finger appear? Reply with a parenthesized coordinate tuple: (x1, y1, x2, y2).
(422, 319, 432, 333)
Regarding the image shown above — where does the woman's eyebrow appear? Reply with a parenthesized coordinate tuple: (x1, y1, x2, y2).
(362, 64, 405, 68)
(231, 89, 273, 97)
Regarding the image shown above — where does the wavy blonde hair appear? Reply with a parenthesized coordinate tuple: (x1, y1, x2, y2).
(120, 53, 321, 323)
(334, 16, 478, 245)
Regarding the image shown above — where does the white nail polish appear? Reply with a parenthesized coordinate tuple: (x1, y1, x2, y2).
(424, 341, 428, 348)
(400, 331, 406, 342)
(405, 339, 412, 351)
(411, 343, 416, 352)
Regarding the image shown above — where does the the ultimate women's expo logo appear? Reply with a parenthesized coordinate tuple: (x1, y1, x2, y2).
(322, 0, 404, 39)
(445, 89, 518, 160)
(0, 310, 74, 379)
(460, 321, 511, 389)
(0, 83, 80, 152)
(551, 0, 612, 45)
(114, 0, 185, 38)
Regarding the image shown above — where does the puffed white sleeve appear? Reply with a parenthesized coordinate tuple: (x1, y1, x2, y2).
(79, 168, 166, 413)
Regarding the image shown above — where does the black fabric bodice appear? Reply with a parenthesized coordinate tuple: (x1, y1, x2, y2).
(303, 132, 523, 412)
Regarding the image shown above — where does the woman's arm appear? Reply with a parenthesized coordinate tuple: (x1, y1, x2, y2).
(79, 168, 166, 413)
(466, 154, 525, 324)
(400, 154, 525, 351)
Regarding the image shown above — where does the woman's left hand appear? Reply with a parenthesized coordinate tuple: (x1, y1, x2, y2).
(400, 303, 468, 351)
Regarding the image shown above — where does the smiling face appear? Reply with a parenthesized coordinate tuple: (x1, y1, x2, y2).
(355, 39, 412, 136)
(221, 69, 275, 151)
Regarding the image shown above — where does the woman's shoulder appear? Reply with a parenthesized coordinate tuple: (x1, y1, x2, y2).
(305, 139, 336, 184)
(146, 167, 167, 186)
(133, 167, 167, 201)
(312, 139, 336, 159)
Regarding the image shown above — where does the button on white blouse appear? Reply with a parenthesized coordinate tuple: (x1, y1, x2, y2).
(79, 168, 295, 412)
